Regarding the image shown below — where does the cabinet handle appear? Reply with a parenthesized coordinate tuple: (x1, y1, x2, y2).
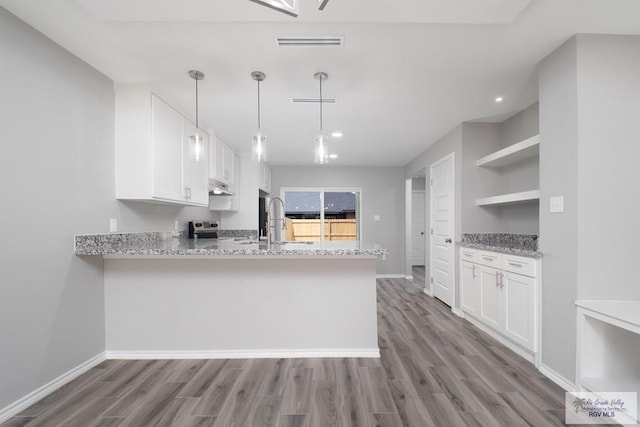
(463, 252, 473, 257)
(482, 256, 495, 261)
(500, 272, 504, 287)
(472, 264, 476, 279)
(507, 261, 524, 267)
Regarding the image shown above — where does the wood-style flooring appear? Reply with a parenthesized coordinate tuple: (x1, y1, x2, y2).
(2, 267, 567, 426)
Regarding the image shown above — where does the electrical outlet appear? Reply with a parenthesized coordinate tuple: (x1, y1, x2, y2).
(174, 220, 180, 230)
(373, 215, 381, 221)
(382, 253, 387, 261)
(109, 218, 118, 232)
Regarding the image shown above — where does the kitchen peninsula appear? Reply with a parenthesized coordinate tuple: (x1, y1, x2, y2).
(75, 232, 385, 359)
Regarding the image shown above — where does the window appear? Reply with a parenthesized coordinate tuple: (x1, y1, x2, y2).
(282, 188, 361, 246)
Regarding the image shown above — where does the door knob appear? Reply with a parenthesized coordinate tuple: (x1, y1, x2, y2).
(445, 238, 452, 243)
(420, 232, 424, 235)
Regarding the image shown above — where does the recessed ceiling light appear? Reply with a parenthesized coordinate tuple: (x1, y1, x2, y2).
(329, 154, 338, 159)
(331, 132, 343, 138)
(495, 96, 504, 103)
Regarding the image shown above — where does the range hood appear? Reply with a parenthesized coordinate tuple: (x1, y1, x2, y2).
(208, 179, 234, 196)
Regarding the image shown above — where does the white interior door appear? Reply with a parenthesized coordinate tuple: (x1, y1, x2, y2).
(430, 153, 455, 307)
(411, 191, 426, 266)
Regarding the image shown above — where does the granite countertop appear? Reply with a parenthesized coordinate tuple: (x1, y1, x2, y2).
(74, 232, 387, 258)
(457, 233, 542, 258)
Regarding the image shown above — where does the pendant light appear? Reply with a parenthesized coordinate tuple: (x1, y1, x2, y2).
(188, 70, 205, 162)
(251, 71, 267, 162)
(314, 72, 329, 164)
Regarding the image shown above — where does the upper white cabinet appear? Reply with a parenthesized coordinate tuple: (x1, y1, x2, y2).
(209, 136, 235, 185)
(115, 91, 209, 207)
(259, 161, 271, 193)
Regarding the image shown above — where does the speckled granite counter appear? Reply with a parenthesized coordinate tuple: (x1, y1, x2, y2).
(74, 232, 386, 258)
(457, 233, 542, 258)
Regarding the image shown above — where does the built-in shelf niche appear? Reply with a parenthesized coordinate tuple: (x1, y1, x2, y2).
(476, 190, 540, 207)
(476, 134, 540, 207)
(477, 134, 540, 168)
(576, 300, 640, 396)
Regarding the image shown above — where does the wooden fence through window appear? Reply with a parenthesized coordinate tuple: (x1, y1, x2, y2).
(285, 218, 357, 241)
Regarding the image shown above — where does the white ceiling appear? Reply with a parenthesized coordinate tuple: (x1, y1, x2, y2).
(2, 0, 639, 166)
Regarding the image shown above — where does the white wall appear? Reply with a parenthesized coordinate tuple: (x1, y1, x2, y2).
(538, 36, 580, 384)
(271, 166, 405, 275)
(575, 35, 640, 301)
(538, 34, 640, 384)
(0, 8, 217, 412)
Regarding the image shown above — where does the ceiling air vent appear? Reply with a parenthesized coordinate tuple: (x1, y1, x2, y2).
(276, 36, 344, 47)
(292, 98, 337, 104)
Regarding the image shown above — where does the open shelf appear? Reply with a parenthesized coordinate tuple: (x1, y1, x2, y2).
(476, 190, 540, 207)
(477, 135, 540, 168)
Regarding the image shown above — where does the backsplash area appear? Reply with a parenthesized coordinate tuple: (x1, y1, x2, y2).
(461, 233, 538, 252)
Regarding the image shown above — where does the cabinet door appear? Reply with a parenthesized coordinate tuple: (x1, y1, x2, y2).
(460, 261, 479, 316)
(502, 272, 536, 351)
(151, 96, 185, 202)
(223, 144, 234, 184)
(478, 265, 501, 331)
(183, 121, 209, 206)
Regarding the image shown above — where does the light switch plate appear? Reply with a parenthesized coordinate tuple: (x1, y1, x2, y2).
(549, 196, 564, 213)
(109, 218, 118, 232)
(373, 215, 381, 221)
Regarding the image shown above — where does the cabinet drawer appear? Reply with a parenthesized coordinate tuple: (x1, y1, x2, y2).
(476, 250, 502, 268)
(460, 248, 479, 263)
(502, 254, 537, 277)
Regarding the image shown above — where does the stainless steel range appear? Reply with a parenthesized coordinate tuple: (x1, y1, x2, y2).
(188, 220, 219, 239)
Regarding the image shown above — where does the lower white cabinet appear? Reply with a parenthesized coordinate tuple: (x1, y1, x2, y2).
(459, 247, 538, 354)
(478, 265, 502, 331)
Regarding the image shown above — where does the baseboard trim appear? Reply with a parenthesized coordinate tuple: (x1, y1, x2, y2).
(0, 352, 106, 424)
(423, 288, 433, 297)
(106, 349, 381, 360)
(405, 275, 414, 280)
(376, 274, 405, 279)
(538, 363, 575, 392)
(451, 307, 465, 318)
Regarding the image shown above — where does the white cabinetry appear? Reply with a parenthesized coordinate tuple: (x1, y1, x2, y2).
(115, 91, 209, 207)
(460, 261, 479, 316)
(259, 162, 271, 193)
(209, 136, 235, 185)
(459, 247, 539, 357)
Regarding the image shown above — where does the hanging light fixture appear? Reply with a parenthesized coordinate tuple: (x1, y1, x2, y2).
(188, 70, 205, 162)
(251, 71, 267, 162)
(314, 72, 329, 164)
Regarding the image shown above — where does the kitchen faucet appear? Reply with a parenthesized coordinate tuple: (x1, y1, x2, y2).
(267, 197, 286, 249)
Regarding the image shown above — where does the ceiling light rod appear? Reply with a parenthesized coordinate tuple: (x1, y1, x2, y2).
(314, 72, 329, 165)
(188, 70, 205, 162)
(315, 72, 327, 132)
(318, 0, 330, 10)
(251, 71, 267, 162)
